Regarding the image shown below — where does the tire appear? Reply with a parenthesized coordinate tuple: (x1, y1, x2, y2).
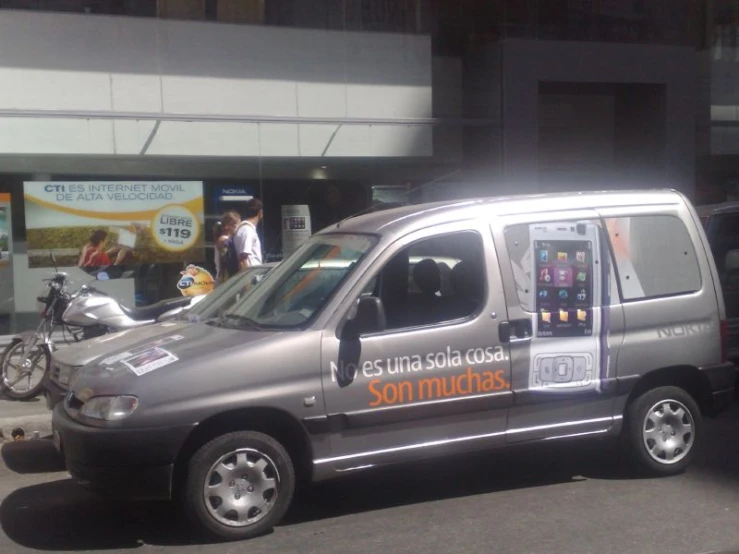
(0, 338, 50, 401)
(624, 385, 702, 476)
(182, 431, 295, 542)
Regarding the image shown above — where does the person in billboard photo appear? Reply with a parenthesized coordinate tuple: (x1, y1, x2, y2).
(78, 224, 141, 269)
(78, 229, 112, 268)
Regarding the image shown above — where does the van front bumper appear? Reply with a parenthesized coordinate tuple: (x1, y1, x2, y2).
(700, 361, 737, 414)
(52, 404, 194, 501)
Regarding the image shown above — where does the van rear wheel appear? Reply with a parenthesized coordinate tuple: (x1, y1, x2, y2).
(183, 431, 295, 541)
(624, 386, 702, 476)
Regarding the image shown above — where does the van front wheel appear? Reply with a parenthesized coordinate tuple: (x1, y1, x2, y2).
(625, 386, 702, 476)
(183, 431, 295, 541)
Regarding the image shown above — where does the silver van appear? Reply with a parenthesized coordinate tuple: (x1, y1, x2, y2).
(52, 190, 735, 542)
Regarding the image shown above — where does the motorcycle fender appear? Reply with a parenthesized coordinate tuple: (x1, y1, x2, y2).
(9, 330, 55, 351)
(9, 330, 37, 344)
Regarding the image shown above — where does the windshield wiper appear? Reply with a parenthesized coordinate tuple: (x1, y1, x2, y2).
(220, 313, 263, 331)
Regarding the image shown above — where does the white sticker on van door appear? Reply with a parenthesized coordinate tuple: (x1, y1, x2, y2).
(120, 348, 179, 377)
(98, 334, 185, 366)
(527, 221, 609, 393)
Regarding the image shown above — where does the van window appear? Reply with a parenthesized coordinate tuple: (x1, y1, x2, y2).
(604, 215, 701, 301)
(371, 231, 486, 331)
(222, 233, 377, 328)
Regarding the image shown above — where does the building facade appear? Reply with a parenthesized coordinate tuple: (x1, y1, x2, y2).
(0, 0, 731, 333)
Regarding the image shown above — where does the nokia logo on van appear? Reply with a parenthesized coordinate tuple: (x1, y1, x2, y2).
(657, 322, 714, 339)
(221, 188, 249, 194)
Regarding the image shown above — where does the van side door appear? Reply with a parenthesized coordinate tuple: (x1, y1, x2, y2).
(315, 220, 512, 471)
(597, 204, 719, 383)
(491, 211, 625, 443)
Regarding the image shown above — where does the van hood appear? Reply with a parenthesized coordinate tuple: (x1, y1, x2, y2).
(53, 322, 191, 368)
(68, 318, 323, 429)
(70, 319, 285, 396)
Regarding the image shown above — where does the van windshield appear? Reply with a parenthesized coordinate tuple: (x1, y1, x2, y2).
(215, 233, 377, 330)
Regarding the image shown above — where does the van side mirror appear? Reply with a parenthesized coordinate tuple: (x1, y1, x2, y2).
(341, 296, 386, 340)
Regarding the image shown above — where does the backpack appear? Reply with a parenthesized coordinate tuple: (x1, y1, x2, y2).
(222, 236, 241, 278)
(222, 221, 249, 277)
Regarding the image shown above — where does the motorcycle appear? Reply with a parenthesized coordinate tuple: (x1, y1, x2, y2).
(0, 255, 194, 400)
(0, 264, 76, 400)
(60, 270, 195, 337)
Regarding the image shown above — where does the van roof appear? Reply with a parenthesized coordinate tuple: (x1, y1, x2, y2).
(319, 189, 685, 237)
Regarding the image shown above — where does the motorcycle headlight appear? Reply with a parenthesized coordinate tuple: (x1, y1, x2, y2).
(79, 395, 139, 421)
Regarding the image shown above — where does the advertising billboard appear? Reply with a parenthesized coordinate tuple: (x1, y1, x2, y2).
(24, 182, 206, 269)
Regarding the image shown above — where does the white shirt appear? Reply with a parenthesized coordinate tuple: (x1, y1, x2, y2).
(233, 220, 262, 267)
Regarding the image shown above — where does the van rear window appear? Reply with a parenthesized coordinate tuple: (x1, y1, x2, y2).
(605, 215, 700, 301)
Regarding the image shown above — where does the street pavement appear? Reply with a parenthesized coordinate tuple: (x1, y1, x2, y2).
(0, 396, 51, 440)
(1, 404, 739, 554)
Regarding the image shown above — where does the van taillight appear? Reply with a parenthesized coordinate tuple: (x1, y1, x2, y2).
(721, 319, 728, 363)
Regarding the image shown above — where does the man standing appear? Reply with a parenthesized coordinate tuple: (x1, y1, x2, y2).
(233, 198, 264, 271)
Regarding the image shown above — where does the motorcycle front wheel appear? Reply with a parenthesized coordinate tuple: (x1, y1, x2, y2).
(0, 337, 50, 400)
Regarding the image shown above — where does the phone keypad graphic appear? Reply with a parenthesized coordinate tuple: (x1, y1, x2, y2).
(531, 353, 594, 388)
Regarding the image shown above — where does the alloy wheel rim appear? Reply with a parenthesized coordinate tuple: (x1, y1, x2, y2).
(642, 399, 694, 465)
(203, 447, 280, 528)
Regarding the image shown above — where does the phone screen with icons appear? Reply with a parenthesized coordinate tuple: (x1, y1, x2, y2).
(534, 239, 593, 337)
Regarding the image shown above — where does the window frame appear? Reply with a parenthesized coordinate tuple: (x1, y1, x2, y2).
(219, 231, 379, 330)
(340, 228, 490, 339)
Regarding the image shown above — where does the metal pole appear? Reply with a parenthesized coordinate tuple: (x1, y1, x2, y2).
(0, 108, 498, 127)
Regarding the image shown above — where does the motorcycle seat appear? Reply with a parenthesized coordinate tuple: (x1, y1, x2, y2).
(119, 296, 192, 322)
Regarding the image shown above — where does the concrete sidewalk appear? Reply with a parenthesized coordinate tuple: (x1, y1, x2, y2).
(0, 333, 68, 441)
(0, 396, 51, 441)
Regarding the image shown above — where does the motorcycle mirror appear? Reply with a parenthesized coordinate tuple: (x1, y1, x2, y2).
(50, 251, 58, 271)
(97, 271, 110, 281)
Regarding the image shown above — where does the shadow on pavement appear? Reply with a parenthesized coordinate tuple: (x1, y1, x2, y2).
(0, 479, 198, 550)
(2, 404, 739, 550)
(1, 440, 65, 474)
(0, 393, 42, 403)
(0, 442, 601, 551)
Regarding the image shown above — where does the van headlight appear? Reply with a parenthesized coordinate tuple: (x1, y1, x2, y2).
(80, 396, 139, 421)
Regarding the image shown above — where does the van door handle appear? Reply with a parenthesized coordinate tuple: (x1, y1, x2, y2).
(499, 319, 532, 343)
(498, 321, 511, 343)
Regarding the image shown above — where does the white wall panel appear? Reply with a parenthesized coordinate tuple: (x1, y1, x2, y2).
(0, 10, 433, 157)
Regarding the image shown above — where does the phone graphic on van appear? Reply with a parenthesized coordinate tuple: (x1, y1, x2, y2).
(529, 221, 604, 392)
